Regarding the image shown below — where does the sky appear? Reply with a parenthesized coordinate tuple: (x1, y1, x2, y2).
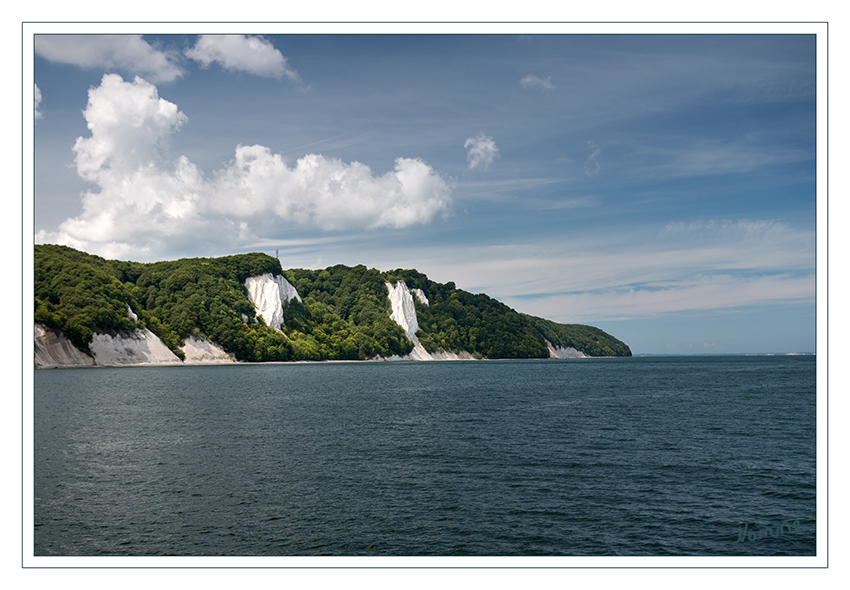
(31, 31, 819, 355)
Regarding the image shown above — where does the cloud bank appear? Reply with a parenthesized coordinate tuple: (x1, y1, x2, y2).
(35, 35, 183, 83)
(464, 133, 499, 171)
(36, 74, 451, 260)
(353, 219, 814, 323)
(185, 35, 299, 80)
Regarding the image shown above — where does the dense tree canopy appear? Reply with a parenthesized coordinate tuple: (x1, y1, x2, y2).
(524, 315, 632, 357)
(34, 246, 630, 362)
(283, 265, 413, 360)
(35, 245, 289, 361)
(35, 245, 137, 353)
(381, 269, 631, 358)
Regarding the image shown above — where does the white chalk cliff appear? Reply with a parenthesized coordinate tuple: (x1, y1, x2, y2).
(35, 323, 238, 367)
(385, 281, 473, 361)
(386, 280, 422, 341)
(34, 321, 183, 367)
(90, 327, 182, 365)
(181, 335, 236, 363)
(34, 323, 95, 368)
(244, 273, 302, 332)
(35, 303, 236, 367)
(35, 276, 303, 368)
(545, 339, 590, 359)
(35, 270, 592, 367)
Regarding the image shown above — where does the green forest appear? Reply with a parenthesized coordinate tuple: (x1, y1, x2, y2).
(34, 245, 631, 362)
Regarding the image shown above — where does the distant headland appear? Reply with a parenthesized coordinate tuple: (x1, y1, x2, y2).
(34, 245, 631, 367)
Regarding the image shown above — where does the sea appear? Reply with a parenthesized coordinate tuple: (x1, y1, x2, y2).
(33, 356, 817, 557)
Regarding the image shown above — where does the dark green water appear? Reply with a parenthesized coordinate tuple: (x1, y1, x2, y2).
(34, 356, 816, 556)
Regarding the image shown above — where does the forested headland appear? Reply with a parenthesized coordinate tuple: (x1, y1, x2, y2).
(34, 245, 631, 362)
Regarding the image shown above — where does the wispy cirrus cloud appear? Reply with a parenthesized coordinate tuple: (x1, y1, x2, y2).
(34, 84, 43, 120)
(584, 141, 602, 176)
(633, 138, 809, 178)
(185, 35, 300, 81)
(520, 74, 554, 90)
(505, 273, 814, 322)
(454, 177, 561, 198)
(35, 35, 183, 82)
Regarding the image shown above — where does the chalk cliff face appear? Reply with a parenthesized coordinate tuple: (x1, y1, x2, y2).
(35, 299, 236, 367)
(545, 339, 590, 359)
(34, 321, 183, 367)
(90, 327, 182, 365)
(385, 281, 473, 361)
(34, 261, 608, 367)
(35, 324, 237, 367)
(35, 273, 303, 367)
(386, 280, 421, 340)
(244, 273, 302, 332)
(34, 323, 95, 368)
(182, 335, 236, 364)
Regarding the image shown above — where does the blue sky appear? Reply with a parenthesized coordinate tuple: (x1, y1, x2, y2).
(32, 32, 818, 354)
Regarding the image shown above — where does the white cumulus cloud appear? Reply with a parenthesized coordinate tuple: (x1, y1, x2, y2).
(185, 35, 299, 81)
(464, 133, 499, 171)
(210, 147, 450, 231)
(36, 74, 451, 260)
(520, 74, 554, 90)
(72, 74, 188, 183)
(35, 35, 183, 83)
